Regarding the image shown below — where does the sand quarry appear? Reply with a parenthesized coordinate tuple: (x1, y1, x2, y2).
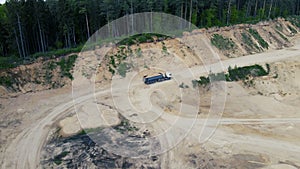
(0, 31, 300, 168)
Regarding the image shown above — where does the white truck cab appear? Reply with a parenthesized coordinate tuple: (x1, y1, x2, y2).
(165, 72, 172, 78)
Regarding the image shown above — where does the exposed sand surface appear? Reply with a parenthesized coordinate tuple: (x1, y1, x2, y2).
(0, 34, 300, 168)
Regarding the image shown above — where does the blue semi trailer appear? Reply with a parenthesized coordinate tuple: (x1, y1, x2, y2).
(143, 72, 172, 84)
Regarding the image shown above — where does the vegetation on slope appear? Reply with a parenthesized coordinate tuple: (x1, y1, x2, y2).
(56, 55, 78, 80)
(193, 64, 270, 87)
(286, 16, 300, 28)
(241, 32, 260, 51)
(248, 29, 269, 49)
(118, 33, 169, 46)
(211, 34, 236, 51)
(0, 55, 78, 92)
(107, 33, 169, 77)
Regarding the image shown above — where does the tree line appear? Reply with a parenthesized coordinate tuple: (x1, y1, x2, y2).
(0, 0, 299, 59)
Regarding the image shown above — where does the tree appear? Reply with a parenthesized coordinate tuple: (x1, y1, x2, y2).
(0, 4, 10, 57)
(230, 5, 239, 24)
(254, 0, 258, 17)
(226, 0, 232, 25)
(0, 0, 300, 60)
(78, 0, 90, 39)
(203, 8, 216, 27)
(268, 0, 274, 19)
(6, 0, 27, 58)
(189, 0, 193, 29)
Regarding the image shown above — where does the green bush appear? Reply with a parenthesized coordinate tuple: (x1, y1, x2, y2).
(137, 34, 152, 43)
(266, 63, 270, 73)
(109, 66, 115, 75)
(110, 56, 116, 68)
(198, 76, 210, 86)
(248, 29, 269, 49)
(113, 119, 138, 134)
(211, 34, 236, 50)
(162, 44, 168, 53)
(193, 64, 269, 87)
(228, 64, 268, 81)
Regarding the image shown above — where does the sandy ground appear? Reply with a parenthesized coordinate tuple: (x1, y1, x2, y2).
(1, 35, 300, 168)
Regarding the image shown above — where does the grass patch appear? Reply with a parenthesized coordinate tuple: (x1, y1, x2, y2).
(286, 16, 300, 28)
(107, 45, 134, 76)
(117, 62, 128, 77)
(193, 72, 227, 87)
(32, 45, 83, 59)
(248, 29, 269, 49)
(44, 70, 53, 84)
(135, 48, 142, 57)
(241, 32, 260, 50)
(56, 55, 78, 80)
(275, 30, 288, 41)
(211, 34, 236, 50)
(47, 61, 57, 70)
(0, 44, 82, 71)
(79, 127, 104, 135)
(275, 24, 283, 31)
(118, 33, 170, 46)
(0, 56, 23, 70)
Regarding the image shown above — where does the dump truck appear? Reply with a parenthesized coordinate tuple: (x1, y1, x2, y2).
(143, 72, 172, 84)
